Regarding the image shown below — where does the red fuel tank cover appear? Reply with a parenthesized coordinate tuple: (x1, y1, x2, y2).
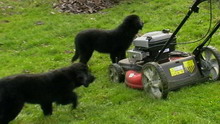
(125, 70, 143, 89)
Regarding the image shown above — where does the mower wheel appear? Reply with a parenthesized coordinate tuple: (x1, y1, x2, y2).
(109, 63, 124, 83)
(142, 62, 168, 99)
(199, 46, 220, 80)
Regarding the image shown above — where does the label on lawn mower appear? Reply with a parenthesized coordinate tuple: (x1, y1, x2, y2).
(183, 60, 195, 73)
(170, 65, 184, 76)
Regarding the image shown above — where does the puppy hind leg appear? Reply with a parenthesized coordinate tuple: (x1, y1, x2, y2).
(40, 102, 53, 116)
(0, 100, 24, 124)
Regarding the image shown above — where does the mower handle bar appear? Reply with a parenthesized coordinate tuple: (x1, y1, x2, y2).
(193, 21, 220, 56)
(154, 0, 207, 61)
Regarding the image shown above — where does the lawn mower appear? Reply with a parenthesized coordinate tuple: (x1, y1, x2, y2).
(108, 0, 220, 99)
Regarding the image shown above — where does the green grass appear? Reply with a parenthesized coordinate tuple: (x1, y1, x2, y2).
(1, 0, 220, 123)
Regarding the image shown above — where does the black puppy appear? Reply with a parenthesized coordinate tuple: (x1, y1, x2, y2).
(71, 14, 144, 64)
(0, 63, 95, 124)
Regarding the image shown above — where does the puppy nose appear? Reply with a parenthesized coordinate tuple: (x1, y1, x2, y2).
(89, 75, 95, 82)
(91, 76, 95, 82)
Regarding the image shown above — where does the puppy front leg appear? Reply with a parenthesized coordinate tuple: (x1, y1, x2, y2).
(55, 92, 78, 109)
(40, 102, 53, 116)
(110, 53, 117, 63)
(120, 51, 126, 60)
(71, 92, 78, 109)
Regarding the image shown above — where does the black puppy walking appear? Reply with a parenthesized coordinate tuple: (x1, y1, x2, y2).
(71, 14, 144, 64)
(0, 63, 95, 124)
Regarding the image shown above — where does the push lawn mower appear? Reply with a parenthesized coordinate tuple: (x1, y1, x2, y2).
(108, 0, 220, 99)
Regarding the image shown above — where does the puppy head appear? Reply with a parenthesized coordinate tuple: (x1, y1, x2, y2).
(76, 71, 95, 88)
(70, 63, 95, 87)
(123, 14, 144, 30)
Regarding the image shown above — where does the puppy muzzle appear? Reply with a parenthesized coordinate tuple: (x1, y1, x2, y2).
(83, 75, 95, 87)
(139, 21, 144, 30)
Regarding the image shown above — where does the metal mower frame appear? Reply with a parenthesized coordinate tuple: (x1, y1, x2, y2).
(109, 0, 220, 99)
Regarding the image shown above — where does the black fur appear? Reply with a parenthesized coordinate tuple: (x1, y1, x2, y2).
(0, 63, 95, 124)
(71, 14, 144, 64)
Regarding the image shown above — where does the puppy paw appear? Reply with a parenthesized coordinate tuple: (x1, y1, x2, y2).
(71, 101, 78, 110)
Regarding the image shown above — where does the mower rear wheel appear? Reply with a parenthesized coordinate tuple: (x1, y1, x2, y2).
(198, 46, 220, 80)
(142, 62, 168, 99)
(109, 63, 124, 83)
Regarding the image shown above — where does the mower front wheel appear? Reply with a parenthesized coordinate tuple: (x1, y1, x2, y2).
(198, 46, 220, 81)
(109, 63, 124, 83)
(142, 62, 168, 99)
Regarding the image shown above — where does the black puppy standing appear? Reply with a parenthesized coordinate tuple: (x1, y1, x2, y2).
(0, 63, 95, 124)
(71, 14, 144, 64)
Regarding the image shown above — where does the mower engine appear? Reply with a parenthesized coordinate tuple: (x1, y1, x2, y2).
(128, 29, 176, 64)
(118, 29, 176, 72)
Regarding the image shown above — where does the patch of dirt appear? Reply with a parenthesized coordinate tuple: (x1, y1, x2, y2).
(53, 0, 120, 14)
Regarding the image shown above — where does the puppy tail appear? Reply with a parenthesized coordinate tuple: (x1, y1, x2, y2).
(71, 46, 79, 63)
(71, 51, 79, 63)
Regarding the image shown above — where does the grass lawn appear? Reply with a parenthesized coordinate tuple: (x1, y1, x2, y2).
(1, 0, 220, 123)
